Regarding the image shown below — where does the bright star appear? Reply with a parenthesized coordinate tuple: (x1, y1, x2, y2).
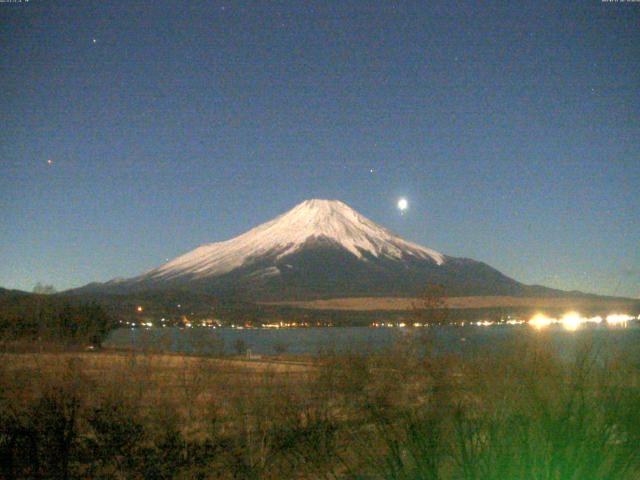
(397, 198, 408, 213)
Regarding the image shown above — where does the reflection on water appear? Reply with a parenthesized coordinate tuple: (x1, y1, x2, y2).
(104, 321, 640, 357)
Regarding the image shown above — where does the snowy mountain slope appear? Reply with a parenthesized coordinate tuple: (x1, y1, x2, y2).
(71, 199, 533, 300)
(144, 199, 445, 282)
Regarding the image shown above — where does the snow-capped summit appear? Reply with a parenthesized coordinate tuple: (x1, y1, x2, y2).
(74, 199, 530, 299)
(148, 199, 444, 282)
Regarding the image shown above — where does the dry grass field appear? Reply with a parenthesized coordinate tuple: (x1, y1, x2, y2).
(265, 295, 638, 312)
(2, 334, 640, 479)
(2, 350, 312, 376)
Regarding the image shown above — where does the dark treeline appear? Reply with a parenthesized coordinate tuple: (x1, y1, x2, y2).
(0, 289, 115, 347)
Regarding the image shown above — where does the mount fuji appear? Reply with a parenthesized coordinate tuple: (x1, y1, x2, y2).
(74, 199, 555, 300)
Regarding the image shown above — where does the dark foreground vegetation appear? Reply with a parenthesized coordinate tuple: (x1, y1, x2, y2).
(1, 331, 639, 479)
(0, 288, 115, 347)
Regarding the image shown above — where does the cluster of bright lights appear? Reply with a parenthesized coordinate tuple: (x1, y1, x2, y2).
(528, 312, 636, 330)
(262, 321, 331, 328)
(369, 313, 637, 330)
(420, 313, 634, 330)
(605, 314, 635, 325)
(529, 314, 555, 330)
(475, 320, 494, 327)
(505, 319, 526, 325)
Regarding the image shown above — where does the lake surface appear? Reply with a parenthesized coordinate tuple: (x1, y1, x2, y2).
(105, 323, 640, 358)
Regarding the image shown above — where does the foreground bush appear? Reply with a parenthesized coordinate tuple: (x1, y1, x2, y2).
(346, 337, 640, 479)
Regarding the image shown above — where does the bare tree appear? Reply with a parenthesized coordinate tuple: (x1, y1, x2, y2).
(412, 283, 449, 326)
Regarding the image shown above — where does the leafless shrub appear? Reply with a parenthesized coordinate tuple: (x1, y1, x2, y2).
(412, 283, 449, 326)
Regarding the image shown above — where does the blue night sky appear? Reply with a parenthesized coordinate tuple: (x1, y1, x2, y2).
(1, 1, 639, 297)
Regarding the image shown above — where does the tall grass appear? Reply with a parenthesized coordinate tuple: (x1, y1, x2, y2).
(0, 332, 638, 479)
(343, 333, 640, 480)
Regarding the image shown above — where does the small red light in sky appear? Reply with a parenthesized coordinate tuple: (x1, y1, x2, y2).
(47, 159, 53, 165)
